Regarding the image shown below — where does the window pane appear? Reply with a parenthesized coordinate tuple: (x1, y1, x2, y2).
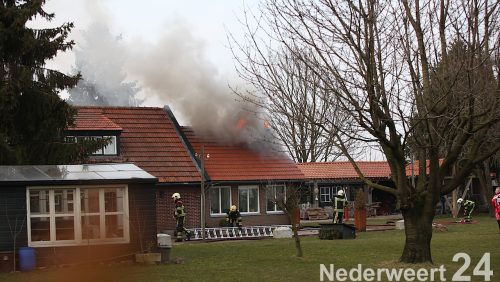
(31, 217, 50, 241)
(105, 188, 123, 212)
(82, 215, 101, 239)
(54, 189, 74, 214)
(105, 215, 124, 238)
(239, 189, 248, 212)
(266, 188, 275, 211)
(81, 189, 100, 213)
(30, 190, 49, 214)
(276, 186, 285, 211)
(92, 136, 103, 155)
(55, 216, 74, 240)
(103, 136, 117, 155)
(249, 188, 258, 212)
(221, 188, 231, 214)
(210, 188, 220, 214)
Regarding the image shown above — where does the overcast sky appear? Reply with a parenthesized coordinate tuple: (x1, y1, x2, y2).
(31, 0, 257, 105)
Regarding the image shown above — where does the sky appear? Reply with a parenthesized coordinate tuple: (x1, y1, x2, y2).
(29, 0, 283, 151)
(29, 0, 268, 129)
(38, 0, 254, 72)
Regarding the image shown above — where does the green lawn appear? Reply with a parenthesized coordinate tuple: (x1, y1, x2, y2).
(1, 215, 498, 282)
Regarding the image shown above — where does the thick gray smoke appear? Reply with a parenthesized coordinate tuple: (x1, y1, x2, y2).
(68, 21, 141, 107)
(72, 2, 276, 150)
(126, 21, 272, 146)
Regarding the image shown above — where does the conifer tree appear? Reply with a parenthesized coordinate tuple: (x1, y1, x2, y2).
(0, 0, 103, 164)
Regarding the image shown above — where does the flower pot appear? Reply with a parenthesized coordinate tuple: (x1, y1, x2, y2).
(354, 209, 367, 232)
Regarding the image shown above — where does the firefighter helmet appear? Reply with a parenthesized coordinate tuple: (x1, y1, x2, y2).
(457, 198, 463, 204)
(230, 205, 237, 212)
(172, 193, 181, 200)
(338, 190, 345, 196)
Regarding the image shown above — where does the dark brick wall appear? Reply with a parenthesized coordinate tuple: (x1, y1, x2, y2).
(156, 185, 201, 232)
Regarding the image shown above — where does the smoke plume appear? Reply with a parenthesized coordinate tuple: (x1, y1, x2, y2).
(74, 4, 276, 150)
(126, 20, 271, 146)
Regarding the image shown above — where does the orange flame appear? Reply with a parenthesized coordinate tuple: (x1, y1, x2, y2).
(235, 118, 247, 130)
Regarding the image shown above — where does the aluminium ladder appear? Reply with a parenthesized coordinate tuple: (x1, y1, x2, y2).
(189, 225, 291, 240)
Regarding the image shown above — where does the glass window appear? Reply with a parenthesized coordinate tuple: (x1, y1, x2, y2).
(320, 186, 349, 205)
(82, 215, 101, 240)
(30, 217, 50, 242)
(54, 189, 74, 214)
(71, 135, 118, 156)
(55, 216, 75, 240)
(27, 186, 129, 247)
(239, 186, 259, 213)
(30, 190, 49, 214)
(319, 187, 332, 204)
(210, 187, 231, 214)
(103, 136, 117, 155)
(267, 185, 286, 212)
(93, 136, 104, 155)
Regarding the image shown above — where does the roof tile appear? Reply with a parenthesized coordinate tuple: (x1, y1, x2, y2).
(297, 161, 391, 179)
(182, 127, 304, 181)
(73, 107, 201, 183)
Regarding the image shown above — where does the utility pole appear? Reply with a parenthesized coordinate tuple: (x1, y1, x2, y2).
(200, 145, 206, 240)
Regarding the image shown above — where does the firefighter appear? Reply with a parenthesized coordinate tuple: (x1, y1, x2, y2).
(172, 193, 190, 241)
(226, 205, 242, 229)
(491, 187, 500, 233)
(457, 198, 476, 223)
(333, 190, 347, 224)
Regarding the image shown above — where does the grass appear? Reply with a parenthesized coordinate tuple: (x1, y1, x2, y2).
(1, 215, 498, 282)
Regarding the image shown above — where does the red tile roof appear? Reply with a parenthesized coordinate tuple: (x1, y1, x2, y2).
(297, 161, 391, 180)
(405, 159, 444, 176)
(69, 108, 122, 131)
(181, 127, 304, 181)
(70, 107, 201, 183)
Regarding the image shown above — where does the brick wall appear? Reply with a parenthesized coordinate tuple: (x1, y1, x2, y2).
(156, 185, 201, 232)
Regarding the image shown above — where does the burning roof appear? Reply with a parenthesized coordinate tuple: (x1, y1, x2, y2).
(181, 126, 305, 182)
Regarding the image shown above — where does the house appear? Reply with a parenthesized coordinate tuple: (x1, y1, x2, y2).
(0, 164, 157, 267)
(297, 161, 396, 216)
(70, 106, 305, 232)
(181, 126, 305, 227)
(68, 106, 203, 233)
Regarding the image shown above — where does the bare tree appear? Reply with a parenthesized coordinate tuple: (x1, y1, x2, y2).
(4, 200, 26, 272)
(271, 185, 303, 257)
(231, 23, 355, 162)
(236, 0, 500, 263)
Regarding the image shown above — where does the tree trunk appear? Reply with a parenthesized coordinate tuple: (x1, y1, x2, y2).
(400, 209, 434, 263)
(354, 209, 367, 232)
(292, 225, 303, 258)
(291, 208, 303, 257)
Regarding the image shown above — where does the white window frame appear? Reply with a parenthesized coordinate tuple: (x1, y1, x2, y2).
(238, 185, 260, 215)
(319, 187, 332, 204)
(320, 186, 346, 205)
(26, 185, 129, 247)
(210, 186, 232, 216)
(266, 184, 286, 214)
